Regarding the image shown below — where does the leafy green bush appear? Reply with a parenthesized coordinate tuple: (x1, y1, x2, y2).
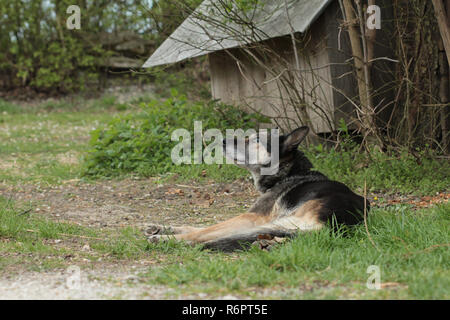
(0, 0, 161, 93)
(83, 93, 268, 177)
(0, 1, 101, 92)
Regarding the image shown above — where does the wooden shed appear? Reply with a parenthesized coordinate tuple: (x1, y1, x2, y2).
(143, 0, 394, 133)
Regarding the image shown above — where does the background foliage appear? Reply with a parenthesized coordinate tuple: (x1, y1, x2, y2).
(0, 0, 202, 93)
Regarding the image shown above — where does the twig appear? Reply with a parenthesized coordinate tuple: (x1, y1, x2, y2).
(421, 103, 450, 107)
(263, 68, 287, 85)
(404, 243, 450, 258)
(17, 208, 32, 217)
(392, 236, 412, 256)
(368, 57, 399, 63)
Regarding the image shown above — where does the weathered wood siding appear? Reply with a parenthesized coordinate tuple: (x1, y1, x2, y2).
(209, 0, 394, 133)
(209, 10, 345, 133)
(209, 34, 337, 133)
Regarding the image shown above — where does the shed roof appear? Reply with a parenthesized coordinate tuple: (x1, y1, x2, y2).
(143, 0, 333, 68)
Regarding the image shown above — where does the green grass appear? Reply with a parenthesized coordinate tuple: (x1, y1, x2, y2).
(1, 193, 448, 298)
(0, 195, 179, 270)
(0, 195, 95, 272)
(0, 195, 98, 242)
(0, 194, 210, 269)
(152, 163, 247, 183)
(142, 203, 450, 299)
(0, 98, 123, 185)
(304, 145, 450, 195)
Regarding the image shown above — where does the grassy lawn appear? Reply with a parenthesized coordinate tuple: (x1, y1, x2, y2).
(0, 97, 123, 185)
(0, 96, 448, 299)
(1, 194, 448, 299)
(144, 204, 449, 299)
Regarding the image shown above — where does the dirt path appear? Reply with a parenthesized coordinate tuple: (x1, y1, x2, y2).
(1, 177, 258, 230)
(0, 263, 305, 300)
(2, 177, 445, 231)
(0, 178, 260, 299)
(0, 266, 170, 300)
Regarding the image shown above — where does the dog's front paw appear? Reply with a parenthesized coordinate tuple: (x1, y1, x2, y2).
(147, 234, 175, 244)
(145, 224, 174, 236)
(147, 234, 162, 243)
(146, 224, 163, 236)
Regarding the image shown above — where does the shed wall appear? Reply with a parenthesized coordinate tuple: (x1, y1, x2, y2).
(209, 29, 337, 133)
(208, 1, 383, 133)
(146, 0, 395, 135)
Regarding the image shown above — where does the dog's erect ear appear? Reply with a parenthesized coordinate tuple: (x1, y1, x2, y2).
(283, 126, 309, 151)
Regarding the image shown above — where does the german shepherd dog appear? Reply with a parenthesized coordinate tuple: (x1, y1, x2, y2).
(147, 126, 369, 251)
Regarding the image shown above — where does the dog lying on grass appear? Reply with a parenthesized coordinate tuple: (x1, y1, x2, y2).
(147, 126, 369, 251)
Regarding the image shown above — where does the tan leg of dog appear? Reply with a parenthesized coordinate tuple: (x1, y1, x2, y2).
(148, 213, 271, 243)
(147, 199, 327, 250)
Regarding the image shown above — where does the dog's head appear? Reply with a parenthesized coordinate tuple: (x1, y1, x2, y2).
(222, 126, 310, 175)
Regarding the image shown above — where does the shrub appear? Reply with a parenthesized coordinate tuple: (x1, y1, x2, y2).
(0, 0, 161, 93)
(83, 93, 269, 177)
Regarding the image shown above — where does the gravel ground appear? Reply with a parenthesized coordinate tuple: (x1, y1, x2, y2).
(0, 267, 172, 300)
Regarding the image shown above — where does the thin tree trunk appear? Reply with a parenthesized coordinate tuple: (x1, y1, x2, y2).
(438, 0, 450, 153)
(342, 0, 368, 111)
(366, 0, 376, 67)
(438, 40, 449, 153)
(432, 0, 450, 66)
(342, 0, 380, 147)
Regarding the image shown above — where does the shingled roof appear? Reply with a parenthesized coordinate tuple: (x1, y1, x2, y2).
(143, 0, 333, 68)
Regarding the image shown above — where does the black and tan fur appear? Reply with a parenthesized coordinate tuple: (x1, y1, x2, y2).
(148, 126, 369, 251)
